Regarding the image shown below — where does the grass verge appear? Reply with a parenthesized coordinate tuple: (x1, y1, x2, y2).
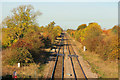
(80, 51, 118, 78)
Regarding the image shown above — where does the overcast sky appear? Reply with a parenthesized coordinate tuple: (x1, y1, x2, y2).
(0, 1, 118, 30)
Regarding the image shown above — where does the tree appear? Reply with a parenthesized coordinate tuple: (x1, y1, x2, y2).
(53, 25, 63, 36)
(111, 25, 119, 34)
(42, 21, 62, 43)
(81, 23, 103, 51)
(75, 24, 87, 42)
(75, 29, 81, 42)
(2, 5, 41, 47)
(77, 24, 87, 30)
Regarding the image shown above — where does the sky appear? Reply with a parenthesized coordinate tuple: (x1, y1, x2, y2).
(0, 1, 118, 30)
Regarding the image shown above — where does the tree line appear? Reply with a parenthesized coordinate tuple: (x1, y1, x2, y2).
(67, 23, 119, 60)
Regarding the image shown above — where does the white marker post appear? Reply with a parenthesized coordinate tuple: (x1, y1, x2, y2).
(18, 63, 20, 68)
(84, 46, 86, 51)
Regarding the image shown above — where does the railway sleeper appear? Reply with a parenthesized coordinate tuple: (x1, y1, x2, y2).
(68, 54, 78, 57)
(56, 54, 65, 56)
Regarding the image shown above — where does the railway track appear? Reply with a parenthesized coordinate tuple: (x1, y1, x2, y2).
(50, 32, 87, 80)
(69, 37, 87, 80)
(51, 33, 64, 80)
(64, 34, 76, 79)
(62, 35, 64, 80)
(65, 33, 87, 80)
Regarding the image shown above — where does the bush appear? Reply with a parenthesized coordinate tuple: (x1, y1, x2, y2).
(95, 34, 118, 60)
(3, 47, 33, 66)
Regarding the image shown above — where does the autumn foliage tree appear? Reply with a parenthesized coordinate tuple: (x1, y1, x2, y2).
(2, 5, 63, 66)
(81, 23, 102, 51)
(67, 22, 118, 60)
(77, 24, 87, 31)
(2, 5, 41, 48)
(67, 29, 75, 37)
(74, 24, 87, 42)
(42, 21, 63, 43)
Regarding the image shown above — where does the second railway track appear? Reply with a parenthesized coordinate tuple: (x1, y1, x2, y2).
(65, 33, 87, 80)
(50, 32, 87, 80)
(51, 33, 65, 80)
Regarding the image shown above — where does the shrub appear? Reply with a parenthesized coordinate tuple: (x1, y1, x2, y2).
(3, 47, 33, 66)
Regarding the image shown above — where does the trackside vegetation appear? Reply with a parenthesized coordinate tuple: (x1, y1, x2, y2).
(2, 5, 63, 78)
(67, 23, 119, 60)
(67, 23, 119, 78)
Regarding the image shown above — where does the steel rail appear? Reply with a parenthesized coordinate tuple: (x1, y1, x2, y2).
(51, 35, 62, 80)
(68, 33, 88, 80)
(62, 35, 64, 80)
(65, 34, 77, 80)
